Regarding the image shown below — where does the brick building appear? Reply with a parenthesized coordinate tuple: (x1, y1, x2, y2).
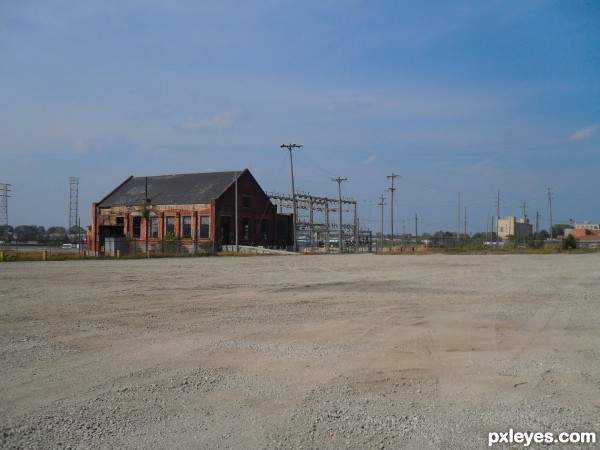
(564, 222, 600, 248)
(88, 169, 292, 254)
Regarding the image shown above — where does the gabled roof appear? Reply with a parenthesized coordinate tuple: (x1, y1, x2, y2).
(98, 170, 244, 207)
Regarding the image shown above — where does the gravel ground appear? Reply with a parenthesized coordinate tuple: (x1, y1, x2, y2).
(1, 253, 599, 449)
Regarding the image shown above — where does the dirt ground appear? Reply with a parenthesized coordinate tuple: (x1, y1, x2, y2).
(1, 253, 599, 449)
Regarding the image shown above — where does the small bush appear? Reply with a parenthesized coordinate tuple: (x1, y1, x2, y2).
(564, 234, 577, 249)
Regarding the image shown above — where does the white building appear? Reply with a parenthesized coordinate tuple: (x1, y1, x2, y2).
(497, 216, 532, 240)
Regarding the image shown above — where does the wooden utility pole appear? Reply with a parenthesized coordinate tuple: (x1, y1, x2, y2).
(280, 143, 302, 251)
(386, 173, 400, 250)
(496, 190, 500, 249)
(415, 212, 418, 242)
(457, 192, 460, 244)
(547, 188, 554, 239)
(332, 177, 347, 253)
(378, 195, 386, 253)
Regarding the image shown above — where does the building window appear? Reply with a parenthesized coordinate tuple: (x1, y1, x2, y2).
(242, 196, 251, 208)
(242, 218, 250, 240)
(165, 216, 175, 235)
(150, 217, 159, 238)
(116, 216, 124, 226)
(181, 216, 192, 238)
(199, 216, 210, 239)
(132, 216, 141, 238)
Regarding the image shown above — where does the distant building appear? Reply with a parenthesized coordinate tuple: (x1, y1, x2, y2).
(574, 221, 600, 231)
(564, 221, 600, 248)
(497, 216, 532, 240)
(87, 169, 293, 255)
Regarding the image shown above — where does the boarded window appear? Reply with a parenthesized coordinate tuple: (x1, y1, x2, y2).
(242, 196, 251, 208)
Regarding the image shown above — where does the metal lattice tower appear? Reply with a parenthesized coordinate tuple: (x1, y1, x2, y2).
(0, 183, 10, 233)
(69, 177, 79, 233)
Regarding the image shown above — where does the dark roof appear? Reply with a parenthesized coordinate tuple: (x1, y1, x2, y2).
(98, 170, 243, 207)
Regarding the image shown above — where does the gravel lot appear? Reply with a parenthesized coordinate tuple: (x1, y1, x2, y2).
(1, 253, 599, 449)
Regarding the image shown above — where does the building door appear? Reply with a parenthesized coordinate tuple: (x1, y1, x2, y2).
(221, 216, 231, 244)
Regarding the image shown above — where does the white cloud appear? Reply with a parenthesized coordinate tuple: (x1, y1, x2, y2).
(181, 108, 242, 131)
(570, 124, 600, 141)
(362, 154, 376, 165)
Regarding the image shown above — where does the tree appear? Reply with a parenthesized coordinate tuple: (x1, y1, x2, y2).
(14, 225, 41, 242)
(552, 224, 573, 237)
(47, 226, 68, 236)
(564, 234, 577, 249)
(0, 224, 13, 237)
(69, 225, 86, 235)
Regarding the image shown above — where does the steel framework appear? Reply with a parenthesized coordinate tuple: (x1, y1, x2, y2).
(268, 191, 372, 253)
(69, 177, 79, 233)
(0, 183, 10, 235)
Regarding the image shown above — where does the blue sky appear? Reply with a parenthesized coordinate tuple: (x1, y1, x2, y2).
(1, 0, 598, 234)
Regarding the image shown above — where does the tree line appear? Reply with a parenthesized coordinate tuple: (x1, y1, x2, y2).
(0, 225, 86, 244)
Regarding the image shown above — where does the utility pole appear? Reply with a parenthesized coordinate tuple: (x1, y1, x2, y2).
(415, 213, 418, 243)
(496, 189, 500, 249)
(0, 183, 11, 239)
(325, 198, 330, 253)
(281, 143, 302, 252)
(386, 173, 400, 250)
(378, 195, 386, 253)
(235, 171, 239, 252)
(457, 192, 460, 244)
(402, 219, 405, 245)
(547, 188, 554, 240)
(332, 177, 347, 253)
(520, 200, 528, 220)
(464, 206, 467, 238)
(536, 211, 540, 238)
(353, 201, 358, 253)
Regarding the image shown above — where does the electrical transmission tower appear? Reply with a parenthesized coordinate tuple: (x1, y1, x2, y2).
(69, 177, 79, 234)
(0, 183, 11, 237)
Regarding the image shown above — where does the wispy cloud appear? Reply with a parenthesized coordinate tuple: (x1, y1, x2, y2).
(181, 108, 242, 131)
(362, 154, 376, 165)
(570, 124, 600, 141)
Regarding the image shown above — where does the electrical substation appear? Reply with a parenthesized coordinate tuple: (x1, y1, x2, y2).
(268, 191, 372, 253)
